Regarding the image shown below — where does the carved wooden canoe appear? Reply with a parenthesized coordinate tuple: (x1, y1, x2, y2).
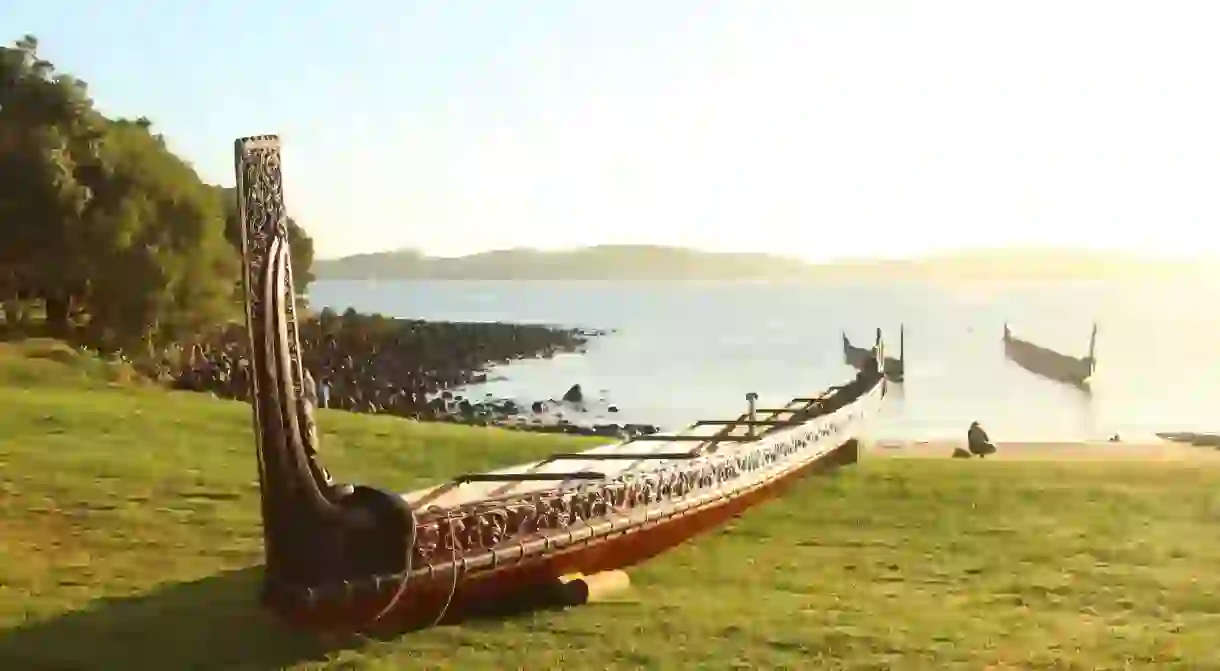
(234, 135, 890, 634)
(1002, 323, 1096, 389)
(843, 325, 904, 382)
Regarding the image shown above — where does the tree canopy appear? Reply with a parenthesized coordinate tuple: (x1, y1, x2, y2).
(0, 35, 316, 350)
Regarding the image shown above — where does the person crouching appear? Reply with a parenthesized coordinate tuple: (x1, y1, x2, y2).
(967, 421, 997, 458)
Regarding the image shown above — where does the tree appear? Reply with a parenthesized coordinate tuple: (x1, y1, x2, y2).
(1, 36, 243, 349)
(218, 187, 317, 291)
(0, 35, 108, 334)
(82, 119, 239, 349)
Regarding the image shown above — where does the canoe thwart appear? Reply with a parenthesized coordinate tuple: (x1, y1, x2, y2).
(453, 471, 607, 484)
(545, 451, 700, 461)
(693, 419, 804, 427)
(625, 435, 758, 442)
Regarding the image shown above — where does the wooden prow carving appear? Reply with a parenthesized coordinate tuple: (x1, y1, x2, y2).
(234, 135, 414, 599)
(1087, 323, 1098, 373)
(899, 324, 905, 370)
(842, 327, 903, 382)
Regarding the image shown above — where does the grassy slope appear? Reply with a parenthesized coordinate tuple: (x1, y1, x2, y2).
(2, 340, 1220, 670)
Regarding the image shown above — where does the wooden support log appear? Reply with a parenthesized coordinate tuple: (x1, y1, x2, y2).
(559, 570, 632, 605)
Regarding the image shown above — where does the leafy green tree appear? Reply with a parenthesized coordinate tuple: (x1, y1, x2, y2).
(2, 36, 248, 350)
(83, 119, 239, 349)
(0, 35, 108, 334)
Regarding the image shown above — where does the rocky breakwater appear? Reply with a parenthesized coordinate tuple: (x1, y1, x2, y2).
(426, 383, 662, 440)
(170, 308, 606, 423)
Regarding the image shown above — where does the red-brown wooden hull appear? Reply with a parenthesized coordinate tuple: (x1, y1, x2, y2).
(267, 438, 860, 633)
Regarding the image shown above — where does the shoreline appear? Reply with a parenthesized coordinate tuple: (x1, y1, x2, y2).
(868, 438, 1220, 463)
(172, 312, 665, 437)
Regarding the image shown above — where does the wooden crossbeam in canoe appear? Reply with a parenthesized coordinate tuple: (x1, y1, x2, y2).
(627, 435, 758, 442)
(545, 452, 700, 461)
(693, 419, 803, 427)
(454, 471, 606, 484)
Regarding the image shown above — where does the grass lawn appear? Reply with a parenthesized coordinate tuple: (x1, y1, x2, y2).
(2, 339, 1220, 669)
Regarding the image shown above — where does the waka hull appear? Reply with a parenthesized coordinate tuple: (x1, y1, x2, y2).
(234, 134, 889, 635)
(1002, 324, 1095, 389)
(269, 436, 866, 632)
(842, 328, 904, 382)
(266, 383, 883, 632)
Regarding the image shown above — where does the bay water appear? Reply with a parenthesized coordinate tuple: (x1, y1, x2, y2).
(308, 278, 1219, 442)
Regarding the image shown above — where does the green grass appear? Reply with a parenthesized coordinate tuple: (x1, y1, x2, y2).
(2, 342, 1220, 669)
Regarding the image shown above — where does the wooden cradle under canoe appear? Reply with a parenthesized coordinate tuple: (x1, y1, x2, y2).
(233, 135, 890, 634)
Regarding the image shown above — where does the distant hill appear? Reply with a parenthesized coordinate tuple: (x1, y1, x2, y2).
(312, 245, 1210, 282)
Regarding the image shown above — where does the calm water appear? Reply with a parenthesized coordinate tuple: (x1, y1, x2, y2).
(307, 279, 1220, 442)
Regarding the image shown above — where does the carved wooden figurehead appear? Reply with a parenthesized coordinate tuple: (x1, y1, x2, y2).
(233, 135, 414, 602)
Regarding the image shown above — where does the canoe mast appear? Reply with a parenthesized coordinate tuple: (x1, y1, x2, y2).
(234, 135, 415, 602)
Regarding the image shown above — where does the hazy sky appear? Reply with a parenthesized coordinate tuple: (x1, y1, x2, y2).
(4, 1, 1218, 260)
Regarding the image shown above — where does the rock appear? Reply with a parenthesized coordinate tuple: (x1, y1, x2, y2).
(562, 384, 584, 403)
(593, 423, 621, 437)
(608, 405, 619, 413)
(952, 447, 973, 459)
(531, 400, 547, 414)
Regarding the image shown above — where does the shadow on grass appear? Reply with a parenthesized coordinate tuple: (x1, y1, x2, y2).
(0, 567, 602, 670)
(0, 568, 341, 671)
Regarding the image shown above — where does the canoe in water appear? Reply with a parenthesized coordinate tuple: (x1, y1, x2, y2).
(843, 326, 905, 382)
(1002, 323, 1097, 389)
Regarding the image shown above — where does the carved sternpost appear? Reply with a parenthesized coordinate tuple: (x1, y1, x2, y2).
(234, 135, 317, 572)
(233, 135, 306, 402)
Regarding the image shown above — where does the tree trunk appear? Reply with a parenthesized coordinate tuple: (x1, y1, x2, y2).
(44, 293, 71, 337)
(2, 299, 23, 328)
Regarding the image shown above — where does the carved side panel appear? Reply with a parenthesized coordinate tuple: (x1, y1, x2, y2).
(406, 379, 885, 568)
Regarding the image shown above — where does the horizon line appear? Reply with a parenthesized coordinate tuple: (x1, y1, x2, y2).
(313, 243, 1217, 264)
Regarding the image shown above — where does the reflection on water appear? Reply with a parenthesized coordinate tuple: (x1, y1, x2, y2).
(309, 278, 1220, 441)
